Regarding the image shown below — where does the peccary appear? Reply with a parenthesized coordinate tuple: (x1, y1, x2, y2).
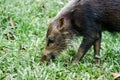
(41, 0, 120, 64)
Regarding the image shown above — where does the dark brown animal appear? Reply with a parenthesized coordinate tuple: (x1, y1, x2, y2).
(41, 0, 120, 64)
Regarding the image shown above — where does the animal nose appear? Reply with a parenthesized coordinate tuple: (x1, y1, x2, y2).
(41, 50, 47, 62)
(41, 55, 47, 62)
(41, 49, 51, 62)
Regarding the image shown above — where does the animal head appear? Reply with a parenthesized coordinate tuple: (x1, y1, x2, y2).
(41, 17, 72, 62)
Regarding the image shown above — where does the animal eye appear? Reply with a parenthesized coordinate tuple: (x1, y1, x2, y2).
(48, 37, 54, 44)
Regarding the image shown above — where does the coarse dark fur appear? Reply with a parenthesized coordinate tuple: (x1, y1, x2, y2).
(41, 0, 120, 64)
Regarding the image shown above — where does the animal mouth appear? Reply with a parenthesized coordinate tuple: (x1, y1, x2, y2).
(41, 52, 56, 62)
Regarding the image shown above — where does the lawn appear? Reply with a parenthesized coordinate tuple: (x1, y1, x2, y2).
(0, 0, 120, 80)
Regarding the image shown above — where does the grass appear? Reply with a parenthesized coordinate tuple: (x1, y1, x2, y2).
(0, 0, 120, 79)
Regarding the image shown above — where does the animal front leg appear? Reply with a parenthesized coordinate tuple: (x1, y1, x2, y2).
(72, 37, 95, 64)
(93, 38, 101, 64)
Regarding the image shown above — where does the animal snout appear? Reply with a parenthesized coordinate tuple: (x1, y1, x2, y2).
(41, 49, 52, 62)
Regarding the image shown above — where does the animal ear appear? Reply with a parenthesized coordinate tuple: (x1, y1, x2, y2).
(58, 18, 64, 30)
